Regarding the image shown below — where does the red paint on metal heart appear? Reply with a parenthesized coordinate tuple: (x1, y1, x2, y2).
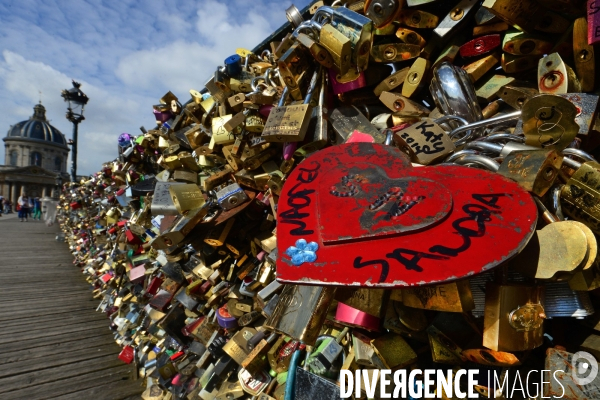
(459, 34, 501, 58)
(318, 163, 452, 243)
(276, 143, 537, 287)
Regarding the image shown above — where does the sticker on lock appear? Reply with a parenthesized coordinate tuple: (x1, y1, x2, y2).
(276, 143, 537, 287)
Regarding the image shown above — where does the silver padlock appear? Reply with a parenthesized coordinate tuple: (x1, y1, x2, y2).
(430, 61, 483, 131)
(215, 183, 248, 211)
(151, 181, 186, 216)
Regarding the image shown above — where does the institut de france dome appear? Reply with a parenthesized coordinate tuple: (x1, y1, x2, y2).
(0, 103, 70, 203)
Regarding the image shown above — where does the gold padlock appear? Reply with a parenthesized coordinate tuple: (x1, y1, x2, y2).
(401, 279, 475, 312)
(483, 283, 545, 352)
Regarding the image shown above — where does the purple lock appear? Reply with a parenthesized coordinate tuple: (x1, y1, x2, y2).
(283, 142, 296, 161)
(153, 108, 173, 123)
(259, 104, 273, 118)
(328, 68, 366, 96)
(118, 133, 131, 148)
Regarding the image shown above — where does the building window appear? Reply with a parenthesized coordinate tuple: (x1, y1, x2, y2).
(30, 151, 42, 167)
(54, 156, 62, 172)
(9, 151, 18, 166)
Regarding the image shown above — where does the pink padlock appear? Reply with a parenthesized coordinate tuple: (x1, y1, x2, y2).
(328, 68, 366, 96)
(259, 104, 273, 118)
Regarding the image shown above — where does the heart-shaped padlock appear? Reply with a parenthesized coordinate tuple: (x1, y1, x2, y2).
(276, 143, 537, 287)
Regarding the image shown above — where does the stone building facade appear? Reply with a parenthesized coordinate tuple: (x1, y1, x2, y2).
(0, 103, 70, 204)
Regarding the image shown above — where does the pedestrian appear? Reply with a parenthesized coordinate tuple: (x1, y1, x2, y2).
(0, 195, 3, 217)
(33, 197, 42, 220)
(17, 193, 30, 222)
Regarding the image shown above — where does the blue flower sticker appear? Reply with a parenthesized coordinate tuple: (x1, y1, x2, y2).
(286, 239, 319, 266)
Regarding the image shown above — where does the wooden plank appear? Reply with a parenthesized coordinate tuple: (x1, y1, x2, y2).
(0, 328, 114, 353)
(0, 293, 94, 305)
(0, 296, 99, 310)
(5, 365, 137, 400)
(0, 312, 107, 335)
(0, 354, 123, 393)
(0, 303, 97, 321)
(0, 342, 120, 378)
(51, 378, 144, 400)
(0, 309, 106, 329)
(0, 334, 118, 365)
(0, 287, 91, 295)
(0, 319, 110, 346)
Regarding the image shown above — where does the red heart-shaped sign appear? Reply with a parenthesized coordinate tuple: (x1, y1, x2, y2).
(276, 143, 537, 287)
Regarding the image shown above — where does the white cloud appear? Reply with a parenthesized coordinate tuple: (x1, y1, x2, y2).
(0, 51, 156, 174)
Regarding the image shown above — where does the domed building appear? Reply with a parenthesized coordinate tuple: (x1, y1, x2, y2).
(0, 103, 70, 205)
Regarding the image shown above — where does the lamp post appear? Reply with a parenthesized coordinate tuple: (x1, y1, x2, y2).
(61, 80, 89, 183)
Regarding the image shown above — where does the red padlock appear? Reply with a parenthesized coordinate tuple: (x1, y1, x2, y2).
(459, 34, 501, 58)
(118, 345, 134, 364)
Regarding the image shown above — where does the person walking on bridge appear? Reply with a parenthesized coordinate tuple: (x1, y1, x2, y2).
(17, 193, 31, 222)
(32, 197, 42, 220)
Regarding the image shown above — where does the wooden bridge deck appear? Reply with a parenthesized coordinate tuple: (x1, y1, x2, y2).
(0, 213, 144, 400)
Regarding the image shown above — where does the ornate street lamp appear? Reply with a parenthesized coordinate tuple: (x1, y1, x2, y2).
(61, 80, 89, 183)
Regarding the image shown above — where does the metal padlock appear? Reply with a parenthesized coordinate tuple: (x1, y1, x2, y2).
(261, 69, 319, 143)
(521, 94, 579, 150)
(295, 31, 334, 69)
(222, 327, 257, 365)
(483, 283, 545, 352)
(391, 118, 456, 165)
(497, 149, 563, 196)
(538, 52, 581, 94)
(435, 0, 479, 41)
(317, 22, 352, 75)
(264, 284, 335, 346)
(277, 42, 309, 101)
(512, 197, 592, 280)
(312, 5, 374, 72)
(430, 61, 483, 129)
(370, 333, 417, 369)
(482, 0, 542, 33)
(169, 183, 204, 213)
(401, 279, 475, 312)
(306, 327, 348, 374)
(215, 183, 248, 211)
(295, 69, 329, 157)
(561, 157, 600, 234)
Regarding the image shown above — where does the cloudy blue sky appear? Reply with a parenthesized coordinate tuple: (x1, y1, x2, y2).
(0, 0, 312, 174)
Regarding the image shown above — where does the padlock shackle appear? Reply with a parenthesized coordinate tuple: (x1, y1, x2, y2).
(465, 141, 502, 154)
(292, 20, 319, 38)
(453, 154, 500, 171)
(481, 133, 525, 144)
(448, 111, 521, 143)
(284, 348, 304, 400)
(304, 67, 321, 105)
(384, 129, 393, 145)
(533, 196, 558, 224)
(562, 148, 596, 164)
(312, 6, 334, 24)
(434, 115, 469, 127)
(550, 184, 565, 221)
(444, 149, 479, 163)
(278, 86, 289, 107)
(562, 156, 581, 169)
